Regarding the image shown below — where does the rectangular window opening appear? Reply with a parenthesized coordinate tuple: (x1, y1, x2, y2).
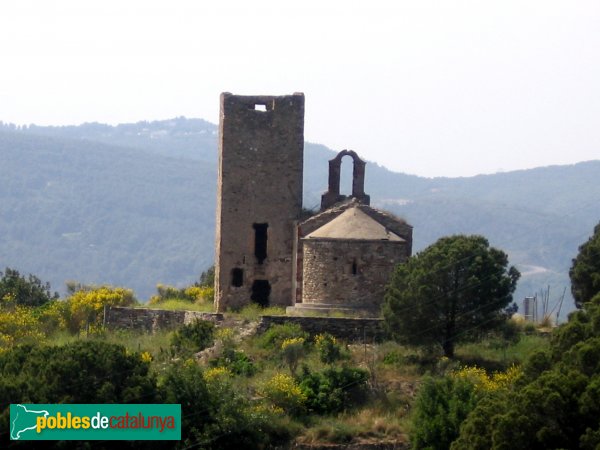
(253, 223, 268, 264)
(231, 268, 243, 287)
(254, 103, 267, 112)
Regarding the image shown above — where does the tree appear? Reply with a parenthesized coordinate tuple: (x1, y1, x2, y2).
(570, 221, 600, 308)
(383, 235, 520, 358)
(197, 265, 215, 287)
(0, 267, 58, 307)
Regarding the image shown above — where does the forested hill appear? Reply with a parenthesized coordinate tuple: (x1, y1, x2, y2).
(1, 118, 599, 314)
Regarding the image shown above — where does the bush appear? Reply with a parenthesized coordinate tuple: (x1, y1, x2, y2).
(64, 286, 136, 334)
(162, 361, 296, 449)
(170, 319, 214, 357)
(160, 361, 212, 431)
(315, 333, 346, 364)
(281, 337, 306, 376)
(259, 323, 308, 350)
(262, 373, 307, 416)
(411, 375, 479, 450)
(209, 348, 256, 376)
(299, 366, 369, 415)
(0, 306, 44, 348)
(453, 294, 600, 449)
(0, 341, 157, 405)
(149, 282, 214, 305)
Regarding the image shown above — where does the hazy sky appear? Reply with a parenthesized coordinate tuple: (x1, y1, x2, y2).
(1, 0, 599, 177)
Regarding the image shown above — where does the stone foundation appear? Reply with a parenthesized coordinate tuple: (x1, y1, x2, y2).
(103, 306, 385, 342)
(258, 315, 385, 342)
(103, 306, 223, 333)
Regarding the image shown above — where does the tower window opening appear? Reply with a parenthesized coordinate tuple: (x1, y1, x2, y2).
(352, 259, 358, 275)
(231, 268, 243, 287)
(253, 223, 268, 264)
(254, 104, 267, 112)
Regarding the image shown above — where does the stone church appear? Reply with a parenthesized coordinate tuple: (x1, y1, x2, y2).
(214, 93, 412, 316)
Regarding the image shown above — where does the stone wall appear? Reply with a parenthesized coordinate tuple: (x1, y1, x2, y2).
(104, 306, 223, 333)
(215, 93, 305, 311)
(104, 307, 385, 342)
(302, 239, 408, 310)
(257, 315, 386, 342)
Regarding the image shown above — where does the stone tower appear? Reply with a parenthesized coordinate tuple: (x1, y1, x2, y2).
(215, 93, 305, 311)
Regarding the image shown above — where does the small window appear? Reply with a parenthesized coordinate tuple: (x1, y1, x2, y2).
(231, 268, 243, 287)
(352, 259, 358, 275)
(253, 223, 268, 264)
(254, 104, 267, 112)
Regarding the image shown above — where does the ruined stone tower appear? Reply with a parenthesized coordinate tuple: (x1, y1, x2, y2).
(215, 93, 305, 311)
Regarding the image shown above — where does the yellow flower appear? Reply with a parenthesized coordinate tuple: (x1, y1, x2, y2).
(140, 351, 153, 363)
(451, 364, 521, 392)
(262, 373, 306, 413)
(315, 333, 336, 347)
(281, 337, 305, 350)
(203, 366, 233, 382)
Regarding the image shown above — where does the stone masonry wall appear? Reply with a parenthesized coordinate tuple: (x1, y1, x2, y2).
(215, 93, 305, 311)
(257, 315, 385, 342)
(104, 307, 384, 342)
(104, 306, 223, 333)
(302, 239, 408, 310)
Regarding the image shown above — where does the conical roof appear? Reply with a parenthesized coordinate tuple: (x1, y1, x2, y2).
(305, 207, 404, 241)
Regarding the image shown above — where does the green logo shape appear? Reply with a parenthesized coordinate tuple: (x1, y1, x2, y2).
(10, 404, 181, 440)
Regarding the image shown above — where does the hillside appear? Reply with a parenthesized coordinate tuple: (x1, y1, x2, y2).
(1, 119, 599, 314)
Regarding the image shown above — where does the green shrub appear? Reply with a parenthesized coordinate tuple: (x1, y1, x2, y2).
(315, 333, 346, 365)
(382, 349, 404, 365)
(209, 348, 256, 376)
(160, 361, 213, 432)
(281, 337, 306, 376)
(170, 319, 214, 357)
(161, 362, 293, 449)
(258, 323, 308, 350)
(0, 341, 157, 405)
(453, 294, 600, 450)
(299, 366, 369, 415)
(262, 373, 307, 416)
(411, 375, 479, 450)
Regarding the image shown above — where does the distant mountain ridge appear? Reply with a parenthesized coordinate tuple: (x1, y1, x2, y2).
(1, 118, 599, 316)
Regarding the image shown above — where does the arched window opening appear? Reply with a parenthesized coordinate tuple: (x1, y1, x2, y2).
(340, 155, 353, 196)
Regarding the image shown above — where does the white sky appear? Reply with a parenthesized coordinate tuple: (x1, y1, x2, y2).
(1, 0, 599, 177)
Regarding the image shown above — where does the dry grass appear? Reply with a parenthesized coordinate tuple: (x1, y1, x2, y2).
(298, 407, 409, 445)
(144, 298, 215, 312)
